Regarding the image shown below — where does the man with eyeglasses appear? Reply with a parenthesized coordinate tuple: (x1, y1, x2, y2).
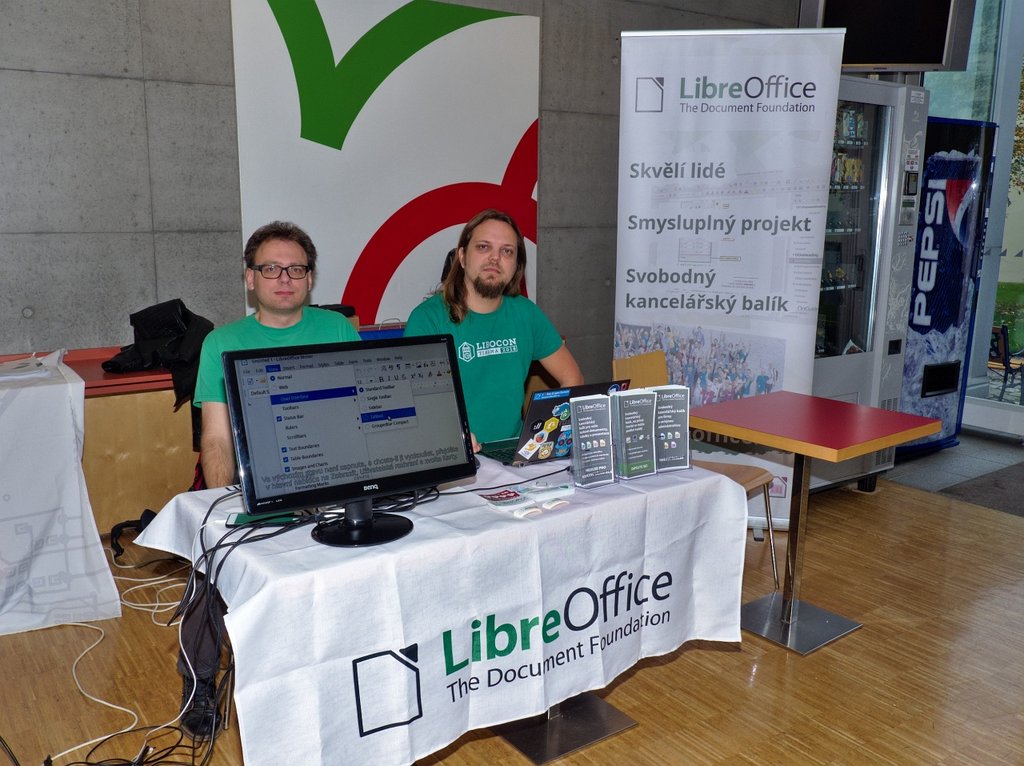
(194, 220, 360, 487)
(179, 220, 359, 740)
(406, 209, 583, 448)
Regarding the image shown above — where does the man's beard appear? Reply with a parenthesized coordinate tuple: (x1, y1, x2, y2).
(472, 274, 509, 300)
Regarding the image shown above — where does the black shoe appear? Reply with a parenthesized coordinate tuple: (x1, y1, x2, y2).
(180, 675, 220, 741)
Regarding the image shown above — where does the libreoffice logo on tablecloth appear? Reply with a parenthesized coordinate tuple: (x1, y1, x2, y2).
(353, 644, 422, 736)
(635, 77, 665, 112)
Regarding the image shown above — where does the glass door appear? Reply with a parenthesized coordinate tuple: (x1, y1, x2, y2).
(816, 100, 892, 358)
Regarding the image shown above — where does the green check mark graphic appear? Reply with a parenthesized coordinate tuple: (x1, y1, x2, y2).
(267, 0, 516, 150)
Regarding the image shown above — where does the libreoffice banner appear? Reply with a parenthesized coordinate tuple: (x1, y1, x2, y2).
(615, 29, 844, 398)
(230, 0, 539, 323)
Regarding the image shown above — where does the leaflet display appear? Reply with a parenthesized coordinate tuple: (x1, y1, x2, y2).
(611, 390, 657, 480)
(651, 385, 691, 471)
(569, 394, 616, 487)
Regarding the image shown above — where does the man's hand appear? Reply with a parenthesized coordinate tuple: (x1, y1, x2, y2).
(199, 402, 237, 487)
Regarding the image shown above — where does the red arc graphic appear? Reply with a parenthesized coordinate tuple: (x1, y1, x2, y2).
(341, 121, 538, 322)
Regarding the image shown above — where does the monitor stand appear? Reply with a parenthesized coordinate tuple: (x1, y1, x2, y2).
(311, 498, 413, 547)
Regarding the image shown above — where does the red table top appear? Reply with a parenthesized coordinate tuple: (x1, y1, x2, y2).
(0, 347, 173, 397)
(690, 390, 941, 463)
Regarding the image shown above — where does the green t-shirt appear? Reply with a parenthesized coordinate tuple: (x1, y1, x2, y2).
(194, 307, 360, 406)
(405, 294, 563, 443)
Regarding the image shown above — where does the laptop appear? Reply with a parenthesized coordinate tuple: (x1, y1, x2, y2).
(479, 380, 630, 467)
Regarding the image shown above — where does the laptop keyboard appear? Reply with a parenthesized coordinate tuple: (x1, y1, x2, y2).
(480, 439, 519, 465)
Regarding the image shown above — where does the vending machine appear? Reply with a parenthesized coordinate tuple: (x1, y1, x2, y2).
(811, 76, 930, 489)
(898, 117, 997, 453)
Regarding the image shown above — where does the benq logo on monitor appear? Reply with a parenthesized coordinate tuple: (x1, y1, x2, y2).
(363, 483, 380, 491)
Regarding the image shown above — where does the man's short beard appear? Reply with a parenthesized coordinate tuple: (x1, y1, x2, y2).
(472, 275, 508, 300)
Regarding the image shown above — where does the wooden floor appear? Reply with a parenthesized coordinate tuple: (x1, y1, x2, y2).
(3, 479, 1024, 766)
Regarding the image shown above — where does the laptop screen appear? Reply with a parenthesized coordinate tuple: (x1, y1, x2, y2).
(490, 380, 629, 466)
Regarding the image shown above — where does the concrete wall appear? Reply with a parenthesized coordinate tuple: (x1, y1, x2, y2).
(0, 0, 241, 353)
(0, 0, 798, 382)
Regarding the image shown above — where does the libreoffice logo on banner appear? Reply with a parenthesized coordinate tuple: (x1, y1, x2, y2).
(353, 645, 422, 736)
(635, 77, 664, 112)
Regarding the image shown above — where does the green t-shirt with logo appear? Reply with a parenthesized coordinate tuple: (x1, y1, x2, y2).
(194, 307, 361, 406)
(405, 294, 563, 443)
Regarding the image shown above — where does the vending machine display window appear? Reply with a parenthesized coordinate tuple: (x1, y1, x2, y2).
(816, 99, 891, 359)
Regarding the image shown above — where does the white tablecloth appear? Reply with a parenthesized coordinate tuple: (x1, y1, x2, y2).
(0, 352, 120, 634)
(138, 459, 746, 765)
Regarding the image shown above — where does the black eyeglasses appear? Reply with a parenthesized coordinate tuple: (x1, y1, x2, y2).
(250, 264, 311, 279)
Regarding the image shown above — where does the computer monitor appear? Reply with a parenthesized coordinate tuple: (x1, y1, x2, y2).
(222, 334, 476, 547)
(798, 0, 976, 73)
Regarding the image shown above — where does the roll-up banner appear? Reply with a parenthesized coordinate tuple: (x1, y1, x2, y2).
(615, 29, 844, 527)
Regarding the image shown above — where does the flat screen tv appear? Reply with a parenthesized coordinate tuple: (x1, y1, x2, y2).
(222, 334, 476, 546)
(799, 0, 976, 72)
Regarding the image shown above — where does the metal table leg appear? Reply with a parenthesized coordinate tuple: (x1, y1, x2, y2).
(740, 453, 861, 654)
(493, 693, 637, 764)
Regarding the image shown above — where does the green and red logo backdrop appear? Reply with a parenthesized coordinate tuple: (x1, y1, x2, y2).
(232, 0, 540, 322)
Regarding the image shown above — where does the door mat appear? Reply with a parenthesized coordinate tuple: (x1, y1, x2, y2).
(939, 462, 1024, 518)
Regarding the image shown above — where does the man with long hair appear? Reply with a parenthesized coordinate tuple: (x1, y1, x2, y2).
(406, 209, 582, 446)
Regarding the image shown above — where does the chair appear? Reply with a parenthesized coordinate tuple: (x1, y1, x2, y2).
(441, 248, 456, 282)
(610, 349, 669, 388)
(690, 459, 779, 590)
(612, 350, 780, 590)
(987, 324, 1024, 404)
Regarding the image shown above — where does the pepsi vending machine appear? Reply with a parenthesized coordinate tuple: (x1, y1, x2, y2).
(898, 117, 996, 453)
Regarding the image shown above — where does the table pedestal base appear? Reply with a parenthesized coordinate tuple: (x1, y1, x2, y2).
(742, 592, 861, 655)
(493, 693, 636, 764)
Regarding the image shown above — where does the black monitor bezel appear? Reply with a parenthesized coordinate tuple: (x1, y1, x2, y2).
(798, 0, 976, 73)
(222, 333, 477, 517)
